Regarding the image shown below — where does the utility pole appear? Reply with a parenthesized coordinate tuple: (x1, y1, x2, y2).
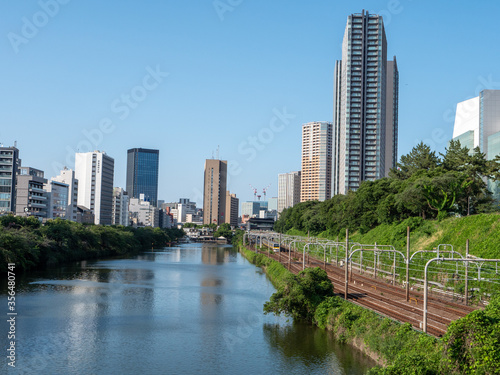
(465, 239, 469, 305)
(345, 228, 349, 300)
(406, 226, 410, 302)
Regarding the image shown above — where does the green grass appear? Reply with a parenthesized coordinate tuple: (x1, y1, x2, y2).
(288, 213, 500, 258)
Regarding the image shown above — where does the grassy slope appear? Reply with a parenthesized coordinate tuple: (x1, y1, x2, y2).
(290, 213, 500, 258)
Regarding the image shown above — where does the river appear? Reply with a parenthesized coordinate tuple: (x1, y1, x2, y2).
(1, 243, 375, 374)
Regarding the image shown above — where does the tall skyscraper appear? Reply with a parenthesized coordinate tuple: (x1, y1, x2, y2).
(0, 146, 19, 214)
(453, 90, 500, 200)
(278, 171, 301, 213)
(75, 151, 114, 225)
(203, 159, 227, 225)
(333, 10, 399, 195)
(301, 122, 333, 202)
(126, 148, 159, 207)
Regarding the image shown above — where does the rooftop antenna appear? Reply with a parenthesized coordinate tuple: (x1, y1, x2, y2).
(216, 145, 220, 160)
(14, 140, 17, 147)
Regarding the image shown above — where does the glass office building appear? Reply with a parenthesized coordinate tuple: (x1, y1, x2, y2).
(453, 90, 500, 202)
(126, 148, 159, 207)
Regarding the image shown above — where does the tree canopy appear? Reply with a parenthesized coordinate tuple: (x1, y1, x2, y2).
(275, 142, 500, 237)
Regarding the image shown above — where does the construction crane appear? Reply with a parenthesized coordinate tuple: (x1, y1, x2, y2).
(262, 184, 271, 200)
(249, 184, 258, 201)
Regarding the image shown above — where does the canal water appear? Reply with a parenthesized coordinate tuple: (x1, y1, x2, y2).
(1, 243, 375, 374)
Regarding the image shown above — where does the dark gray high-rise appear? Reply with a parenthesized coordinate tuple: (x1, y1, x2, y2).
(126, 148, 159, 207)
(333, 10, 399, 195)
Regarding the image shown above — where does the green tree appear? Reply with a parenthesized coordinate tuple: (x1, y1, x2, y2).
(214, 223, 233, 242)
(390, 142, 440, 180)
(264, 267, 334, 322)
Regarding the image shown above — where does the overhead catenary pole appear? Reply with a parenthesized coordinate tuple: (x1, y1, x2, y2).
(303, 243, 306, 270)
(422, 256, 500, 334)
(278, 233, 282, 262)
(406, 226, 410, 302)
(288, 240, 291, 271)
(345, 228, 349, 300)
(465, 239, 469, 306)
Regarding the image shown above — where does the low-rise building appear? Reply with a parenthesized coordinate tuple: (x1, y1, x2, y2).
(52, 167, 78, 221)
(44, 180, 69, 219)
(112, 187, 129, 226)
(16, 167, 48, 219)
(129, 194, 159, 227)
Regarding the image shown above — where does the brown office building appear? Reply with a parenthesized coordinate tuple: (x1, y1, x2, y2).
(203, 159, 227, 225)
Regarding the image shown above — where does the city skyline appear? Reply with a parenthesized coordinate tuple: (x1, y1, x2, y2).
(2, 2, 500, 204)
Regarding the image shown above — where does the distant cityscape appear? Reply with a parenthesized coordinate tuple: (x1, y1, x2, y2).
(1, 11, 499, 229)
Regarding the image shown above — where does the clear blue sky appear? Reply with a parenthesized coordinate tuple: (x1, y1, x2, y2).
(1, 0, 500, 205)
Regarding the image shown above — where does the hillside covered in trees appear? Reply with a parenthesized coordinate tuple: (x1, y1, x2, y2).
(276, 141, 500, 239)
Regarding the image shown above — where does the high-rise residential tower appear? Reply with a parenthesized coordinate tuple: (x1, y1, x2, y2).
(0, 146, 20, 214)
(278, 171, 301, 213)
(203, 159, 227, 225)
(301, 122, 333, 202)
(75, 151, 114, 225)
(333, 11, 399, 195)
(126, 148, 159, 207)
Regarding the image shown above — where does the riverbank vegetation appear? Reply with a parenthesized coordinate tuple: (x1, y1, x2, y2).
(0, 215, 184, 273)
(239, 244, 500, 374)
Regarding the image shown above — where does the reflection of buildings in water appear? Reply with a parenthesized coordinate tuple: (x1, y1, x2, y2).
(201, 246, 229, 264)
(200, 277, 223, 306)
(136, 253, 157, 262)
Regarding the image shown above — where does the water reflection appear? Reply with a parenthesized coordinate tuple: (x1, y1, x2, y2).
(0, 244, 375, 375)
(263, 322, 374, 374)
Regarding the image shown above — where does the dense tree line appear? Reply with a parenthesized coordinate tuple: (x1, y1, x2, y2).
(0, 215, 184, 273)
(275, 142, 500, 236)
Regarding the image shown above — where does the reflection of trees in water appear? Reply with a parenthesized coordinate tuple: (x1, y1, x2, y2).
(263, 322, 375, 373)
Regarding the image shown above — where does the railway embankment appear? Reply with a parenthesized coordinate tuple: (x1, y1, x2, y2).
(240, 243, 500, 374)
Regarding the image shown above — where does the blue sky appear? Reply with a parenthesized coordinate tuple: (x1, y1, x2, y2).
(1, 0, 500, 205)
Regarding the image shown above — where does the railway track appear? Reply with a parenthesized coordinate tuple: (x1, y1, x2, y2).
(249, 246, 479, 337)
